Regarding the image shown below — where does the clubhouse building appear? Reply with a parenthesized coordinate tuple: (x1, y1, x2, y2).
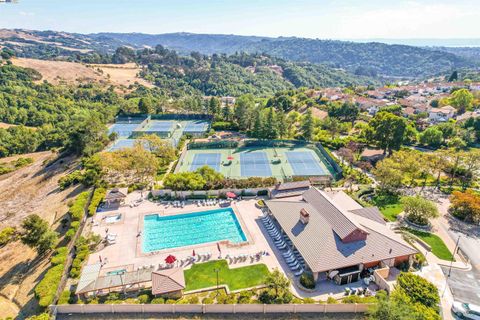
(264, 188, 417, 286)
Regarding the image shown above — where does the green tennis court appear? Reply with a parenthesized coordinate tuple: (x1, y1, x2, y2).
(175, 146, 333, 181)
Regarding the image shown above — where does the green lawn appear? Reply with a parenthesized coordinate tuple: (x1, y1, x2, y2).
(371, 194, 404, 222)
(406, 228, 455, 261)
(184, 260, 270, 292)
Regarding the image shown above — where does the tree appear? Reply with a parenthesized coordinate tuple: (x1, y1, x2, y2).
(66, 112, 109, 156)
(234, 94, 255, 131)
(448, 71, 458, 82)
(367, 290, 440, 320)
(208, 97, 221, 118)
(402, 196, 439, 225)
(301, 108, 314, 141)
(141, 134, 176, 166)
(419, 127, 443, 148)
(372, 157, 404, 191)
(327, 101, 359, 124)
(138, 97, 154, 114)
(449, 190, 480, 223)
(276, 110, 288, 139)
(450, 88, 474, 114)
(21, 214, 58, 254)
(251, 108, 264, 138)
(396, 273, 440, 311)
(366, 112, 408, 154)
(263, 107, 278, 139)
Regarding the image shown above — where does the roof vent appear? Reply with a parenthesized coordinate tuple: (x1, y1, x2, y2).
(300, 208, 310, 225)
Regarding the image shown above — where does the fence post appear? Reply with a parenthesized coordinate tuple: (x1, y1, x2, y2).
(263, 304, 266, 314)
(355, 303, 357, 313)
(172, 303, 176, 314)
(81, 304, 85, 314)
(293, 303, 297, 313)
(111, 304, 114, 314)
(233, 304, 236, 314)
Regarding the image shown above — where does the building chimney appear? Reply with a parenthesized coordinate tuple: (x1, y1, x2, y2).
(300, 208, 310, 225)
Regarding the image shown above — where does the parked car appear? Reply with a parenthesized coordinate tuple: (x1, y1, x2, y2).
(452, 302, 480, 319)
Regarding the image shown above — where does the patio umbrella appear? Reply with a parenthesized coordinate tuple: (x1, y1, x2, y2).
(192, 249, 196, 256)
(329, 270, 339, 279)
(165, 255, 177, 264)
(227, 156, 234, 160)
(226, 192, 237, 198)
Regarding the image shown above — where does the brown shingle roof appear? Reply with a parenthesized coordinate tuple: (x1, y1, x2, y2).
(266, 188, 417, 273)
(151, 268, 185, 295)
(302, 188, 367, 240)
(350, 207, 386, 225)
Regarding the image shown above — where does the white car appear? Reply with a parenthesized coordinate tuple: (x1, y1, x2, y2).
(452, 301, 480, 319)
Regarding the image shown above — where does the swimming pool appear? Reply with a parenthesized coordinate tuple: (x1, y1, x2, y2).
(142, 208, 247, 252)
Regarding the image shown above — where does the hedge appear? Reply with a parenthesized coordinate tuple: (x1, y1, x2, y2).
(50, 247, 68, 266)
(35, 264, 64, 307)
(69, 191, 90, 221)
(88, 188, 106, 216)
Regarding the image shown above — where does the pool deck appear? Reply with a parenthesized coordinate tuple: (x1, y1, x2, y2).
(84, 191, 353, 300)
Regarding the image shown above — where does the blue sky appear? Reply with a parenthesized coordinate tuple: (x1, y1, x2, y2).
(0, 0, 479, 39)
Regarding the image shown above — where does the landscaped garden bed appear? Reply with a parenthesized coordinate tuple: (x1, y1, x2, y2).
(405, 228, 454, 261)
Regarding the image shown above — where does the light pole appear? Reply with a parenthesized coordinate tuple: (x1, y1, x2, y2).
(443, 234, 460, 298)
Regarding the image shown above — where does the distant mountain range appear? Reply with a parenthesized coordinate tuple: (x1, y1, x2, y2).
(1, 29, 479, 79)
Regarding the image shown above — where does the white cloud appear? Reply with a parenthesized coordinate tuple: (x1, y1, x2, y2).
(19, 11, 35, 17)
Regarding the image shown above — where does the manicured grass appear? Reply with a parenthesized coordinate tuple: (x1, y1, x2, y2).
(406, 228, 455, 261)
(184, 260, 269, 291)
(371, 194, 404, 222)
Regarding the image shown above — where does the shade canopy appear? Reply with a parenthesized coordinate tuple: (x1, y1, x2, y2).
(226, 192, 237, 198)
(165, 255, 177, 264)
(227, 156, 234, 160)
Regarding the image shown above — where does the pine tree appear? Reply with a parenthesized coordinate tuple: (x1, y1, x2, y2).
(264, 107, 278, 139)
(252, 109, 264, 138)
(222, 105, 232, 122)
(301, 108, 314, 141)
(276, 110, 288, 139)
(208, 97, 221, 118)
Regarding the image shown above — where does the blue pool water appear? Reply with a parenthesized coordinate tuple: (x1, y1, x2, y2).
(142, 208, 247, 252)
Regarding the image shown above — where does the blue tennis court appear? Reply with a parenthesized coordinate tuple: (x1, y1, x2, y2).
(286, 151, 326, 176)
(147, 121, 174, 132)
(190, 153, 221, 172)
(108, 139, 136, 151)
(108, 124, 140, 138)
(240, 152, 272, 177)
(184, 121, 209, 133)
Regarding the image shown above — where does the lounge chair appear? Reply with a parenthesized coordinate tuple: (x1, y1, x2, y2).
(285, 256, 297, 264)
(294, 268, 304, 277)
(289, 263, 301, 270)
(276, 242, 287, 250)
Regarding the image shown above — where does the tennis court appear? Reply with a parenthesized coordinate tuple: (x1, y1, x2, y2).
(190, 153, 221, 172)
(145, 121, 174, 133)
(286, 151, 327, 176)
(240, 152, 272, 177)
(108, 123, 140, 138)
(184, 121, 209, 133)
(108, 139, 136, 151)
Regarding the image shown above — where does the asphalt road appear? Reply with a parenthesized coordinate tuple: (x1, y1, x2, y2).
(442, 265, 480, 305)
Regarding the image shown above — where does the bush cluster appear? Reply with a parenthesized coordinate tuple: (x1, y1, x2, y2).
(0, 226, 16, 246)
(88, 188, 106, 216)
(34, 264, 64, 307)
(299, 272, 316, 289)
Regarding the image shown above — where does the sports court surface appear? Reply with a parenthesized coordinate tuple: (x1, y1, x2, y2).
(107, 119, 210, 150)
(176, 146, 333, 181)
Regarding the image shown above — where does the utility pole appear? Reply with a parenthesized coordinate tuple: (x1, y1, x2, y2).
(214, 268, 220, 297)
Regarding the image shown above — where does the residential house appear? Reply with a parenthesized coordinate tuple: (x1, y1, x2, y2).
(428, 105, 456, 123)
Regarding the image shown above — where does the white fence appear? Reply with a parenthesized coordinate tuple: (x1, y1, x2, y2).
(51, 303, 371, 315)
(151, 188, 268, 199)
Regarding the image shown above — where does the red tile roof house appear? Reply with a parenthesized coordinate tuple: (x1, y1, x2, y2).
(264, 188, 417, 288)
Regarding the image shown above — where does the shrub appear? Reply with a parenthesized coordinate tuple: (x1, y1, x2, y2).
(396, 272, 440, 310)
(299, 272, 316, 289)
(326, 296, 338, 304)
(165, 299, 176, 304)
(187, 295, 199, 304)
(137, 294, 150, 304)
(202, 297, 214, 304)
(26, 313, 51, 320)
(211, 121, 239, 131)
(402, 196, 438, 226)
(88, 188, 106, 216)
(69, 191, 91, 221)
(34, 264, 64, 307)
(0, 227, 16, 246)
(58, 170, 84, 190)
(106, 293, 120, 301)
(151, 297, 165, 304)
(449, 190, 480, 223)
(303, 297, 315, 304)
(237, 290, 254, 304)
(58, 290, 72, 304)
(50, 247, 68, 266)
